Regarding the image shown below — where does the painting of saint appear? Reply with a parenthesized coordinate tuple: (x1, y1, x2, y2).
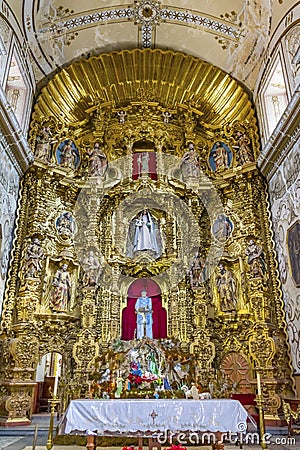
(287, 221, 300, 287)
(56, 139, 80, 170)
(209, 141, 232, 172)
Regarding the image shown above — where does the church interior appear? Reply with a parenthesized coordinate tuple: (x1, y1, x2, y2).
(0, 0, 299, 443)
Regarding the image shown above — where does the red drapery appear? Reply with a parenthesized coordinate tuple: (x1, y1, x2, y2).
(132, 152, 157, 180)
(121, 279, 167, 340)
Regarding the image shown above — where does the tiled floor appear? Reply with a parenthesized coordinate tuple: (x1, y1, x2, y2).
(0, 437, 23, 449)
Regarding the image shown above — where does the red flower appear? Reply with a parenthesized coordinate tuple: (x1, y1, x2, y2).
(127, 373, 143, 385)
(165, 445, 187, 450)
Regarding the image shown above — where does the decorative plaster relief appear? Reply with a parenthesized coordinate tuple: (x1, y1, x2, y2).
(270, 141, 300, 373)
(0, 145, 20, 313)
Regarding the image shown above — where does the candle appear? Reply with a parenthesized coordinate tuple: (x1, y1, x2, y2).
(257, 371, 261, 396)
(53, 375, 58, 398)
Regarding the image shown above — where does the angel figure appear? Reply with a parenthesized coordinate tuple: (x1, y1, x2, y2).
(117, 110, 126, 124)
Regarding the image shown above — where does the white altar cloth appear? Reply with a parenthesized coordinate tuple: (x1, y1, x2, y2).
(60, 399, 248, 435)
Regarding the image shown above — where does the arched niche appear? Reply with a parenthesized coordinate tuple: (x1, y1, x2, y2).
(132, 140, 157, 180)
(121, 278, 167, 340)
(34, 351, 62, 413)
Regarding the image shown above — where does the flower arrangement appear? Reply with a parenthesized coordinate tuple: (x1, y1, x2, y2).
(165, 445, 187, 450)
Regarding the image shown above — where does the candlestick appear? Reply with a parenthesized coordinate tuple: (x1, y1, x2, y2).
(53, 375, 58, 398)
(257, 371, 261, 396)
(46, 398, 60, 450)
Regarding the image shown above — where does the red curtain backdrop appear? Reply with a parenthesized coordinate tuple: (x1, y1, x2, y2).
(121, 279, 167, 340)
(132, 152, 157, 180)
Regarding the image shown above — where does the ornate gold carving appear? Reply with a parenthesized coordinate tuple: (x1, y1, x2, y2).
(249, 324, 276, 370)
(10, 335, 39, 371)
(0, 49, 294, 423)
(72, 330, 99, 372)
(5, 388, 31, 422)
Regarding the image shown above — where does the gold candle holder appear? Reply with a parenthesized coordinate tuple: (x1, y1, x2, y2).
(256, 370, 268, 450)
(46, 397, 60, 450)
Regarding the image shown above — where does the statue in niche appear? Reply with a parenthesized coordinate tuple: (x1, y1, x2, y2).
(180, 142, 200, 179)
(137, 152, 150, 174)
(82, 250, 101, 287)
(57, 139, 79, 170)
(212, 214, 233, 241)
(128, 209, 162, 257)
(209, 141, 232, 172)
(56, 212, 75, 239)
(215, 263, 237, 312)
(88, 142, 107, 177)
(24, 237, 45, 278)
(245, 239, 266, 278)
(35, 127, 53, 162)
(233, 131, 254, 165)
(50, 263, 71, 312)
(189, 253, 205, 288)
(135, 290, 153, 339)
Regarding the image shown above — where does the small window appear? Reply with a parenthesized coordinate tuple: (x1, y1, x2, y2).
(5, 52, 28, 128)
(262, 58, 288, 137)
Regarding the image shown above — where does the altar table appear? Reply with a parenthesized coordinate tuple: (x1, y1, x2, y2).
(59, 399, 248, 450)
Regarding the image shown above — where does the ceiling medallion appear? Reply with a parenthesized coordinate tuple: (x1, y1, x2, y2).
(134, 0, 161, 26)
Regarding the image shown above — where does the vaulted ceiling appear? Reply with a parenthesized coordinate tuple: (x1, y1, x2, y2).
(9, 1, 295, 91)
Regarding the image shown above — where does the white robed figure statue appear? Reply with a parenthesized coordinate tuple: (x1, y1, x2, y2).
(135, 290, 153, 339)
(133, 209, 160, 254)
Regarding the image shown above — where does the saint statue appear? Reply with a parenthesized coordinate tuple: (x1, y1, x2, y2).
(135, 290, 153, 339)
(215, 263, 237, 312)
(212, 215, 232, 241)
(245, 239, 266, 278)
(82, 250, 101, 286)
(137, 152, 150, 174)
(50, 263, 71, 312)
(130, 209, 161, 256)
(213, 141, 229, 170)
(59, 140, 77, 169)
(233, 131, 254, 166)
(189, 253, 205, 288)
(56, 212, 75, 239)
(24, 237, 44, 278)
(88, 142, 107, 177)
(180, 142, 200, 179)
(35, 127, 52, 162)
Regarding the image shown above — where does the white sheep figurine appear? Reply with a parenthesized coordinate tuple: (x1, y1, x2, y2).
(181, 384, 211, 400)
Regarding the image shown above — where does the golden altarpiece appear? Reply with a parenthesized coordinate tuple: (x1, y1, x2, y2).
(0, 49, 295, 425)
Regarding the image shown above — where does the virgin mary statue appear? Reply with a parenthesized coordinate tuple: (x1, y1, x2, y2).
(126, 209, 162, 258)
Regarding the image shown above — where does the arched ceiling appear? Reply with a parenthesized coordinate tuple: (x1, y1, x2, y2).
(32, 48, 255, 131)
(8, 0, 295, 91)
